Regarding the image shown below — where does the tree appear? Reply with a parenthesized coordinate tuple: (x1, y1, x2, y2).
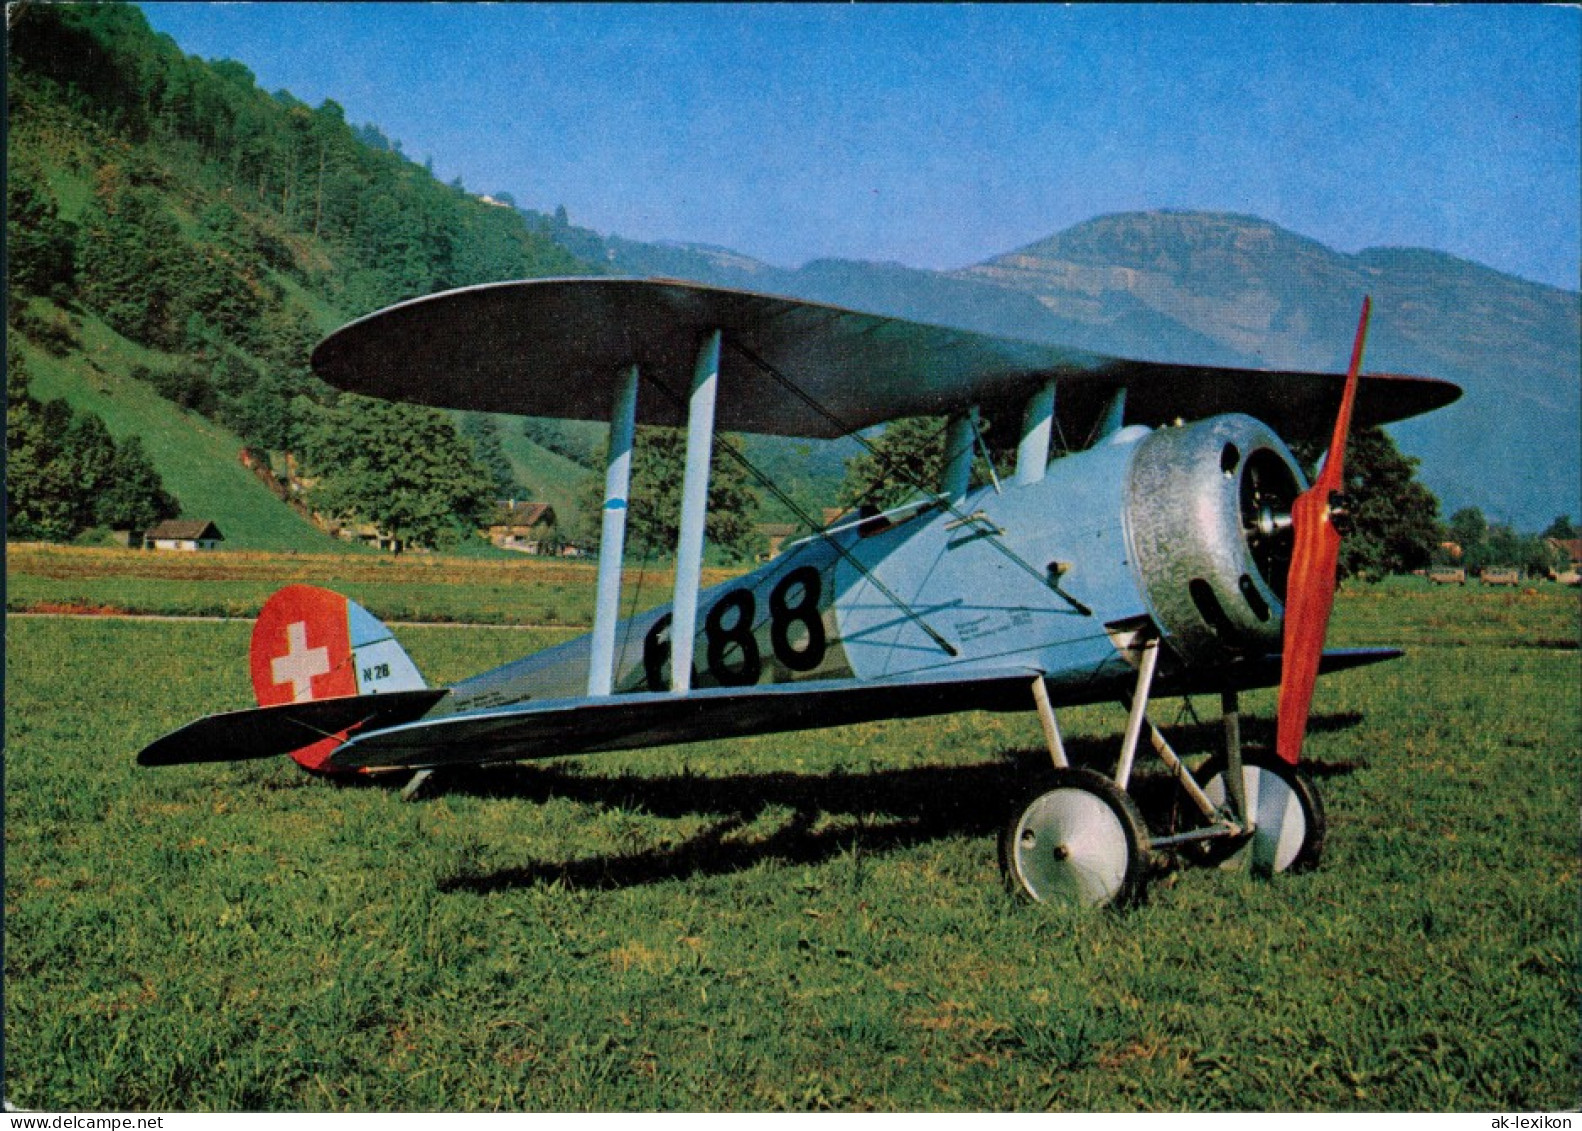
(522, 417, 602, 469)
(836, 415, 1012, 512)
(222, 370, 301, 454)
(96, 435, 179, 532)
(6, 345, 178, 541)
(6, 169, 77, 299)
(6, 372, 80, 541)
(837, 417, 946, 511)
(460, 412, 518, 498)
(75, 180, 185, 347)
(1543, 516, 1577, 541)
(1447, 507, 1488, 559)
(1479, 523, 1558, 577)
(618, 427, 761, 562)
(61, 411, 119, 523)
(297, 395, 494, 552)
(1292, 426, 1442, 580)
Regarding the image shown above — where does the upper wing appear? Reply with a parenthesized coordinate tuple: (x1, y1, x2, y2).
(310, 278, 1460, 443)
(323, 648, 1402, 772)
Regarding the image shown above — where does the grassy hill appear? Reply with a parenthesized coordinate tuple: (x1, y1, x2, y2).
(484, 413, 599, 537)
(14, 301, 339, 552)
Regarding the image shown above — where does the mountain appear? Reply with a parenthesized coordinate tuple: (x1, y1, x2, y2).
(547, 210, 1579, 530)
(9, 4, 1574, 537)
(961, 213, 1580, 529)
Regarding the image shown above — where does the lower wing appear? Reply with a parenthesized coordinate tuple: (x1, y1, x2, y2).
(326, 648, 1403, 772)
(135, 649, 1399, 772)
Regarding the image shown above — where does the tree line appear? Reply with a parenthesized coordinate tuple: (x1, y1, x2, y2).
(6, 3, 593, 552)
(1443, 509, 1576, 578)
(6, 344, 178, 541)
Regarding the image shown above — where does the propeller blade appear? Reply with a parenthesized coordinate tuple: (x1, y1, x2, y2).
(1276, 297, 1372, 764)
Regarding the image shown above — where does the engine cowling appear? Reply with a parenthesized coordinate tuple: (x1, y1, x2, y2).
(1125, 413, 1306, 665)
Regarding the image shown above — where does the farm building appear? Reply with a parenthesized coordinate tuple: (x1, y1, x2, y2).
(1546, 538, 1582, 570)
(487, 501, 557, 553)
(143, 519, 224, 552)
(757, 523, 799, 559)
(1547, 538, 1582, 584)
(335, 522, 404, 553)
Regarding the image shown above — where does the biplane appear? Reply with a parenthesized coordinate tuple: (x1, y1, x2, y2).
(138, 278, 1460, 907)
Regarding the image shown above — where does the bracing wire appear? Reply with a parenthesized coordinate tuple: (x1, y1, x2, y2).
(634, 369, 962, 657)
(726, 340, 1091, 616)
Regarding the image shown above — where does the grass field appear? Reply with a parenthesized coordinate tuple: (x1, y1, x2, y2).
(4, 543, 744, 627)
(4, 549, 1578, 1111)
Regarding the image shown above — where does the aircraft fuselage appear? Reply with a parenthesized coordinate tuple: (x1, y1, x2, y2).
(438, 412, 1305, 720)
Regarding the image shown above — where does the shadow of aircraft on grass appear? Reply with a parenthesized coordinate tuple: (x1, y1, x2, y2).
(386, 712, 1365, 895)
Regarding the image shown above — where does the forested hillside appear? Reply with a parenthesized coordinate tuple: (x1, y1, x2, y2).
(6, 3, 594, 551)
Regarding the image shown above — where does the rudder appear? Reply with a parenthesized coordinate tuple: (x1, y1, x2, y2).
(249, 584, 426, 770)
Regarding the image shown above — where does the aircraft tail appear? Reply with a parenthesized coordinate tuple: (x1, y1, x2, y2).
(249, 584, 427, 770)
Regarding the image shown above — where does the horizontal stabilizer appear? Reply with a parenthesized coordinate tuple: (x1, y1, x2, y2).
(137, 689, 449, 767)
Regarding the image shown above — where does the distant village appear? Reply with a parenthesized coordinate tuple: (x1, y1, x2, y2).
(1418, 537, 1582, 587)
(142, 457, 1582, 587)
(141, 500, 563, 556)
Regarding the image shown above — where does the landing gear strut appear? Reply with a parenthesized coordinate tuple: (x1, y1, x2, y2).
(1003, 649, 1326, 908)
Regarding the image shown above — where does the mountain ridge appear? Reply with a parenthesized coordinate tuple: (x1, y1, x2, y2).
(539, 207, 1578, 528)
(7, 4, 1573, 535)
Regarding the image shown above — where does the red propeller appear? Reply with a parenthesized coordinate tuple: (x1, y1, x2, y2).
(1275, 296, 1372, 764)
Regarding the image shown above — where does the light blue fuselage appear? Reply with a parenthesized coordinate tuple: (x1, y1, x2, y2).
(441, 426, 1157, 717)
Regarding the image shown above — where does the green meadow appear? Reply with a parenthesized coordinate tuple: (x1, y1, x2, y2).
(4, 550, 1578, 1111)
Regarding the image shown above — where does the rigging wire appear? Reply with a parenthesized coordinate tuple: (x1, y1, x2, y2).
(726, 339, 1091, 616)
(612, 526, 658, 688)
(633, 369, 962, 657)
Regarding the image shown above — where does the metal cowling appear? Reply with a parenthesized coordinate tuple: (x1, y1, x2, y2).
(1123, 413, 1306, 665)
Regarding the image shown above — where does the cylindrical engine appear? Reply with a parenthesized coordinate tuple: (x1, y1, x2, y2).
(1124, 413, 1306, 665)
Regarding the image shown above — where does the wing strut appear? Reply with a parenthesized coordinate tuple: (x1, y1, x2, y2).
(1093, 387, 1127, 444)
(670, 331, 722, 694)
(942, 407, 978, 503)
(1015, 378, 1057, 486)
(588, 363, 640, 697)
(727, 336, 1090, 618)
(632, 340, 962, 660)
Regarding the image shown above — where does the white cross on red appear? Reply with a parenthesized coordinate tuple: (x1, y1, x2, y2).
(271, 620, 331, 703)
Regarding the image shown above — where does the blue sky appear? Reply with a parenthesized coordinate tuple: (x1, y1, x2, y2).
(138, 3, 1580, 290)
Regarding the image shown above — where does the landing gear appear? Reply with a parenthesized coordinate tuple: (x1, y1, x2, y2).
(1190, 751, 1326, 875)
(1001, 665, 1328, 908)
(400, 767, 439, 801)
(999, 768, 1151, 908)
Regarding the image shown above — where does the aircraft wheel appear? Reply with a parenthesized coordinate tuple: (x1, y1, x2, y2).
(1193, 751, 1326, 875)
(999, 768, 1151, 908)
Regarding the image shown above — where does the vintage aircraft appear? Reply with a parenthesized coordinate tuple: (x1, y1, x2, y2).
(138, 278, 1460, 907)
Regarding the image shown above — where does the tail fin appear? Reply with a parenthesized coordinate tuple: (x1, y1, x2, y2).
(249, 584, 426, 770)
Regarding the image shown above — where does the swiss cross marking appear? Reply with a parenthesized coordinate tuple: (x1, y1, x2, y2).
(272, 620, 331, 702)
